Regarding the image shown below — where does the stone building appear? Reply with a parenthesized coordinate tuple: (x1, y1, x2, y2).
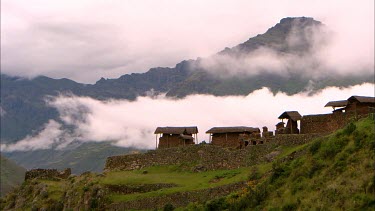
(206, 127, 260, 148)
(276, 111, 302, 134)
(324, 100, 347, 112)
(262, 126, 273, 138)
(154, 126, 198, 149)
(301, 95, 375, 134)
(345, 96, 375, 117)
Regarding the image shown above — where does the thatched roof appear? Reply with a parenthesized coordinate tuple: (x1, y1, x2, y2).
(278, 111, 302, 121)
(154, 126, 198, 134)
(324, 100, 348, 108)
(206, 127, 260, 134)
(347, 96, 375, 103)
(180, 134, 194, 140)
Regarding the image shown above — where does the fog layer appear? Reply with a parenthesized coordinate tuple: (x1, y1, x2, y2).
(1, 83, 373, 152)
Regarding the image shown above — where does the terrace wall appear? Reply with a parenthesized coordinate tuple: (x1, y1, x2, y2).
(25, 168, 71, 181)
(300, 113, 350, 134)
(105, 134, 322, 172)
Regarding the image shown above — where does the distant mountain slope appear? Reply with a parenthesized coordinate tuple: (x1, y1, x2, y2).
(3, 142, 141, 174)
(0, 62, 191, 141)
(0, 155, 26, 197)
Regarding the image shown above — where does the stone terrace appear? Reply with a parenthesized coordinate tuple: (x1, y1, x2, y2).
(105, 134, 323, 172)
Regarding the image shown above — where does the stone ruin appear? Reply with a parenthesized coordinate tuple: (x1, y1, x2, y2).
(25, 168, 71, 181)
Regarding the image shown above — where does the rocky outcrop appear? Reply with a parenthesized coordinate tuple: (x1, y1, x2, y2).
(25, 168, 71, 181)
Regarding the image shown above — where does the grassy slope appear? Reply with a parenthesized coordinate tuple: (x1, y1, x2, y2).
(182, 117, 375, 210)
(0, 155, 26, 197)
(102, 166, 265, 202)
(1, 117, 373, 210)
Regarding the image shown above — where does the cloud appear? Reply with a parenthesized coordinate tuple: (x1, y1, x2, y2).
(1, 0, 373, 83)
(0, 120, 75, 151)
(199, 18, 373, 78)
(1, 83, 373, 152)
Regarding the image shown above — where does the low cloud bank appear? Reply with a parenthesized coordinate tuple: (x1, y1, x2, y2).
(1, 83, 374, 152)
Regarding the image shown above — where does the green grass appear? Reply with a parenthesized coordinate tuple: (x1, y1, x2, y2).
(200, 117, 375, 210)
(40, 180, 66, 201)
(276, 143, 308, 159)
(100, 166, 250, 202)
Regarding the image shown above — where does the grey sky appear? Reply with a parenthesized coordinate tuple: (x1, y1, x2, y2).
(1, 0, 374, 83)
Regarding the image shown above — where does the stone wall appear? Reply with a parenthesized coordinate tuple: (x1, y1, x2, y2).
(107, 182, 246, 210)
(158, 134, 194, 149)
(346, 103, 374, 116)
(105, 183, 177, 194)
(211, 133, 241, 148)
(300, 113, 350, 134)
(105, 134, 323, 172)
(25, 168, 71, 181)
(105, 145, 247, 172)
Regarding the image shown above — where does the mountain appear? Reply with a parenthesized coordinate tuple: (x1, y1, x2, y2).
(3, 142, 141, 174)
(1, 17, 373, 172)
(0, 155, 26, 197)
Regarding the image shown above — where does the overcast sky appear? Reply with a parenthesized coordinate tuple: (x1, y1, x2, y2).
(1, 0, 374, 83)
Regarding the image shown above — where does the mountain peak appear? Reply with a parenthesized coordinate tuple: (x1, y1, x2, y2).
(279, 16, 318, 24)
(221, 17, 324, 55)
(267, 16, 322, 34)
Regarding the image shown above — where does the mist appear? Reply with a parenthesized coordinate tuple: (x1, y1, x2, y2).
(2, 0, 373, 83)
(1, 83, 373, 152)
(199, 19, 373, 78)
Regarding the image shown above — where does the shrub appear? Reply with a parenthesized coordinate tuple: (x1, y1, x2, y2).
(282, 202, 298, 211)
(308, 158, 324, 178)
(184, 202, 204, 211)
(271, 162, 291, 183)
(89, 198, 98, 209)
(320, 136, 350, 159)
(343, 122, 356, 135)
(82, 186, 89, 192)
(163, 203, 175, 211)
(205, 198, 228, 211)
(353, 194, 375, 209)
(291, 177, 305, 195)
(40, 190, 49, 199)
(309, 139, 322, 155)
(248, 166, 260, 180)
(49, 201, 64, 211)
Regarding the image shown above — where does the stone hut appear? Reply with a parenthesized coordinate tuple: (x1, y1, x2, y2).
(325, 96, 375, 116)
(206, 127, 260, 148)
(276, 111, 302, 134)
(345, 96, 375, 117)
(301, 95, 375, 134)
(154, 126, 198, 149)
(324, 100, 348, 113)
